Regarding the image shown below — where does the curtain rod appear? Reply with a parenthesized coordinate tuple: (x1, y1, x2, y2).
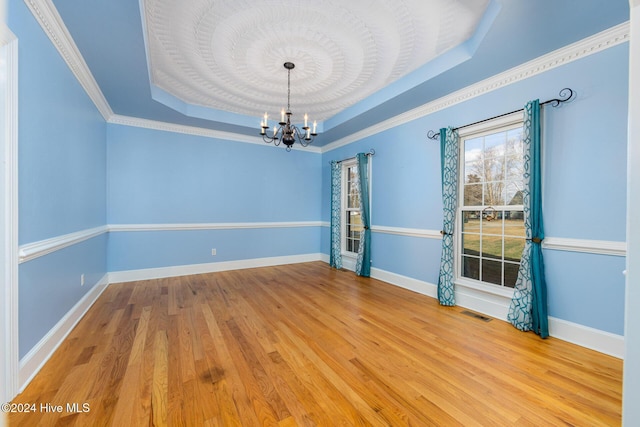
(426, 88, 574, 140)
(332, 149, 376, 164)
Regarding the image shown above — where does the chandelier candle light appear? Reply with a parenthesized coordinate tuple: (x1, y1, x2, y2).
(260, 62, 317, 151)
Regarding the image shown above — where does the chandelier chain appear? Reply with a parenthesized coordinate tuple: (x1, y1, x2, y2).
(259, 62, 317, 151)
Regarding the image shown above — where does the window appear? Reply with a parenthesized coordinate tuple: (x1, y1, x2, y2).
(342, 160, 362, 255)
(457, 114, 525, 289)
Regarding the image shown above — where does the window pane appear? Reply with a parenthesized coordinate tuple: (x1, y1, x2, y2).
(485, 156, 505, 182)
(463, 184, 483, 206)
(481, 211, 501, 233)
(462, 233, 480, 255)
(504, 237, 525, 262)
(504, 262, 520, 288)
(484, 133, 506, 158)
(505, 181, 524, 205)
(483, 182, 505, 206)
(347, 166, 360, 208)
(464, 162, 483, 183)
(348, 188, 359, 208)
(347, 238, 357, 253)
(482, 259, 502, 285)
(462, 211, 481, 232)
(349, 211, 362, 230)
(462, 256, 479, 280)
(345, 209, 362, 254)
(482, 234, 502, 259)
(465, 138, 483, 162)
(504, 212, 525, 237)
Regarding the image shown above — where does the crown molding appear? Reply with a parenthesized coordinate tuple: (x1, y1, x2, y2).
(321, 21, 630, 153)
(108, 114, 323, 153)
(23, 0, 113, 121)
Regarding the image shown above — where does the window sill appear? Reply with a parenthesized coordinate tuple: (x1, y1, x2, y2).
(455, 277, 515, 299)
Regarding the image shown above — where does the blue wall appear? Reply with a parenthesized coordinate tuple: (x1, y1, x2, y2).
(322, 44, 629, 335)
(9, 0, 108, 358)
(106, 125, 322, 272)
(9, 0, 628, 362)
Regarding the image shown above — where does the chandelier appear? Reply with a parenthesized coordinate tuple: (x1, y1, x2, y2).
(260, 62, 317, 151)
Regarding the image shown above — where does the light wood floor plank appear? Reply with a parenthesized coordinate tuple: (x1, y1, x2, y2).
(9, 262, 622, 426)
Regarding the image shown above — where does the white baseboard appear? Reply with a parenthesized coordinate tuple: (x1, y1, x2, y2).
(368, 263, 624, 358)
(108, 253, 324, 284)
(548, 316, 624, 358)
(370, 267, 437, 298)
(18, 274, 110, 391)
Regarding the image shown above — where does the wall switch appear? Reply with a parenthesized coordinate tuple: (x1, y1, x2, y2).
(81, 273, 85, 286)
(211, 248, 217, 256)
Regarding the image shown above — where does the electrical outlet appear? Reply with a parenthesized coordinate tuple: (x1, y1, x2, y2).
(211, 248, 217, 256)
(81, 273, 85, 286)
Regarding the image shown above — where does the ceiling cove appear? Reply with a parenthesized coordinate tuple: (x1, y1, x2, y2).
(140, 0, 496, 132)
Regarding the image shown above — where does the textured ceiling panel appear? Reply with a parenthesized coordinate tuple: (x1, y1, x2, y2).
(142, 0, 490, 122)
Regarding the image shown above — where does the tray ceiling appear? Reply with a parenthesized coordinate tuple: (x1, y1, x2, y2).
(142, 0, 491, 123)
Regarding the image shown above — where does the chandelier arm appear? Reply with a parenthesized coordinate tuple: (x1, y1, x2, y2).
(258, 61, 315, 151)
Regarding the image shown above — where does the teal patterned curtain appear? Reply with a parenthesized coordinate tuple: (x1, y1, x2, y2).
(330, 161, 342, 269)
(437, 127, 459, 306)
(355, 153, 371, 277)
(507, 100, 549, 338)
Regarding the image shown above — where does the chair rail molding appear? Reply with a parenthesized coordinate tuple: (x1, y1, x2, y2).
(18, 226, 109, 264)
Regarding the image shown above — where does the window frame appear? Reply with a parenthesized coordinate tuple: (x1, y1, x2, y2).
(340, 159, 361, 258)
(454, 111, 525, 297)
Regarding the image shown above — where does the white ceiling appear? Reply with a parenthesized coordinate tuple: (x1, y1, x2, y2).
(142, 0, 491, 123)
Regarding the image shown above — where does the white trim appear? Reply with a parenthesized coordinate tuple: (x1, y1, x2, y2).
(108, 253, 323, 283)
(18, 221, 324, 264)
(108, 221, 324, 232)
(22, 0, 113, 120)
(543, 237, 627, 257)
(18, 274, 109, 392)
(456, 110, 524, 137)
(370, 264, 624, 358)
(624, 1, 640, 424)
(17, 223, 626, 266)
(340, 253, 357, 272)
(370, 267, 437, 298)
(108, 115, 323, 153)
(455, 282, 513, 320)
(321, 22, 630, 153)
(18, 225, 108, 264)
(371, 225, 442, 239)
(0, 26, 20, 404)
(549, 317, 624, 359)
(372, 226, 628, 259)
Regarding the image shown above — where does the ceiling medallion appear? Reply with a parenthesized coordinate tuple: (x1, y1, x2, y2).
(260, 62, 317, 151)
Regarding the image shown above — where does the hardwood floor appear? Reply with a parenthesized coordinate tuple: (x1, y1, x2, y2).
(9, 262, 622, 426)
